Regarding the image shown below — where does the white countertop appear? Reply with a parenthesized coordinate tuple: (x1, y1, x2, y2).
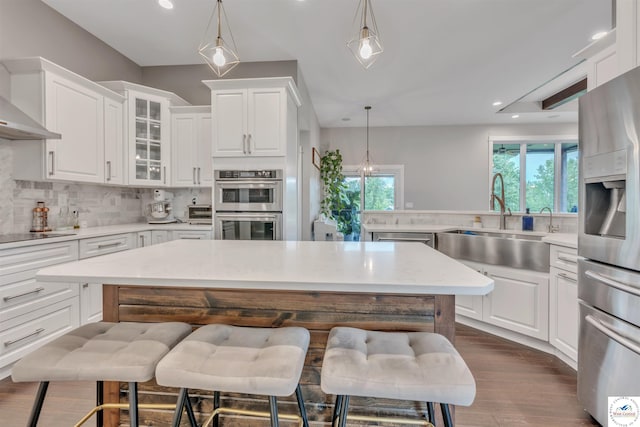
(0, 223, 212, 250)
(541, 233, 578, 249)
(36, 240, 494, 296)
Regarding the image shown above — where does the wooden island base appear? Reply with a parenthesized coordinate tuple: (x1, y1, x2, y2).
(102, 284, 455, 427)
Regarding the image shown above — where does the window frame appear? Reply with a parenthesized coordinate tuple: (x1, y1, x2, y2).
(342, 164, 405, 211)
(488, 135, 578, 213)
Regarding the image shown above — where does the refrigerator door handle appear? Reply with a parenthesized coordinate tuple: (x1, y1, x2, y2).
(585, 314, 640, 356)
(585, 270, 640, 298)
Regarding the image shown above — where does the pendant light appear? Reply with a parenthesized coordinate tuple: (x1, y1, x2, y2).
(347, 0, 383, 69)
(362, 106, 374, 176)
(199, 0, 240, 77)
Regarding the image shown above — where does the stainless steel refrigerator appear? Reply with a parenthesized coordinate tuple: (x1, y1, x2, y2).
(578, 65, 640, 425)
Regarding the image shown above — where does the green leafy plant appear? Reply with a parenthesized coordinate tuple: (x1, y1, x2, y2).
(320, 149, 348, 225)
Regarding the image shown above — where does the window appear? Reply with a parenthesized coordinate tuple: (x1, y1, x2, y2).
(490, 137, 578, 213)
(340, 165, 404, 240)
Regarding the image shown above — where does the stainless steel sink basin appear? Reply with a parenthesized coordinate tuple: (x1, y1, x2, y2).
(436, 230, 550, 272)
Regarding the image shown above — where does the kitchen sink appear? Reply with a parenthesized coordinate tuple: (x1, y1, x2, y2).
(436, 230, 550, 272)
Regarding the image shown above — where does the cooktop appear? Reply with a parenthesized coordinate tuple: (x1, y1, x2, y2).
(0, 233, 75, 245)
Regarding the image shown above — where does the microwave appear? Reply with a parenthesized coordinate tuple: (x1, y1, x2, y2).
(187, 204, 212, 224)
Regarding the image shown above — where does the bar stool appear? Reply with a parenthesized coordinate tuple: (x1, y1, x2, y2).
(11, 321, 192, 427)
(321, 327, 476, 427)
(155, 324, 310, 427)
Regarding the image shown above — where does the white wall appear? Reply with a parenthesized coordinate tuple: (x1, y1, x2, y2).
(322, 122, 578, 211)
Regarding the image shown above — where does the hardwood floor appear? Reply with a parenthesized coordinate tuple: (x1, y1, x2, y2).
(0, 323, 601, 427)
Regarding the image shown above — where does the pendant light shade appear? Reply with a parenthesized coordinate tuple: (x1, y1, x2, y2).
(362, 106, 374, 176)
(347, 0, 383, 69)
(199, 0, 240, 77)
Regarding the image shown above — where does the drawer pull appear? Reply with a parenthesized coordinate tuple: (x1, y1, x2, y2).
(179, 236, 202, 239)
(3, 287, 45, 302)
(97, 242, 122, 250)
(4, 328, 45, 347)
(557, 253, 578, 264)
(558, 272, 577, 282)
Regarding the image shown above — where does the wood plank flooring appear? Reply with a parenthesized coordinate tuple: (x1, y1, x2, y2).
(0, 323, 601, 426)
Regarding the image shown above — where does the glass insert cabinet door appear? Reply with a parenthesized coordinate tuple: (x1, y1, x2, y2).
(134, 96, 164, 183)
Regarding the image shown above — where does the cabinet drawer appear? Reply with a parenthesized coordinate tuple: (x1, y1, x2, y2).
(79, 233, 135, 259)
(0, 241, 78, 276)
(1, 270, 78, 319)
(550, 245, 579, 274)
(171, 230, 212, 240)
(0, 297, 80, 369)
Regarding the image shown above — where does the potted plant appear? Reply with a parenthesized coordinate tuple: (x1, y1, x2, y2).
(319, 149, 348, 230)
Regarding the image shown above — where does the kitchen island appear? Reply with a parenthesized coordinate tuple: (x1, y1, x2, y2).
(36, 239, 493, 426)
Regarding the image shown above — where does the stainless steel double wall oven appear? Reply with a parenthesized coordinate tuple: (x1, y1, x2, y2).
(214, 170, 283, 240)
(578, 65, 640, 425)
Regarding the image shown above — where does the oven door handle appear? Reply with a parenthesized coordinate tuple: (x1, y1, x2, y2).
(585, 314, 640, 356)
(585, 270, 640, 298)
(216, 181, 280, 187)
(217, 214, 279, 221)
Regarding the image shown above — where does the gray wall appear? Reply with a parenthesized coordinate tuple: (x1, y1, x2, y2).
(141, 61, 298, 105)
(322, 122, 578, 211)
(0, 0, 142, 84)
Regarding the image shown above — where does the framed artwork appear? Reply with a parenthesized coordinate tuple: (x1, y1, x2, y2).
(312, 147, 321, 170)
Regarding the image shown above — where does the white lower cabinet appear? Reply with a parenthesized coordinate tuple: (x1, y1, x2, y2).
(171, 230, 212, 240)
(457, 260, 549, 341)
(0, 241, 80, 379)
(152, 230, 172, 245)
(137, 231, 152, 248)
(549, 245, 580, 362)
(77, 233, 136, 324)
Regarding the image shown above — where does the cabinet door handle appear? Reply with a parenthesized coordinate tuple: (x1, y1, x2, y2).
(97, 242, 122, 249)
(48, 151, 55, 176)
(140, 235, 145, 247)
(4, 328, 45, 347)
(247, 134, 252, 154)
(3, 287, 45, 302)
(163, 166, 167, 184)
(193, 167, 197, 185)
(82, 283, 89, 288)
(558, 272, 577, 282)
(242, 134, 247, 154)
(197, 167, 201, 185)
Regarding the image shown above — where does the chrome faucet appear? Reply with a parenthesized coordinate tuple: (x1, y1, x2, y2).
(490, 173, 512, 230)
(539, 207, 559, 233)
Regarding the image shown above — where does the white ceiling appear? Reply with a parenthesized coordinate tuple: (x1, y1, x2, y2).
(42, 0, 611, 128)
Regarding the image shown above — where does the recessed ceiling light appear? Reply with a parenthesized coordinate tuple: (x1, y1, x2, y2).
(511, 114, 520, 119)
(591, 31, 608, 41)
(492, 101, 503, 107)
(158, 0, 174, 10)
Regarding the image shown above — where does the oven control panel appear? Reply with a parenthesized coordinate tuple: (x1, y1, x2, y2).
(216, 170, 282, 180)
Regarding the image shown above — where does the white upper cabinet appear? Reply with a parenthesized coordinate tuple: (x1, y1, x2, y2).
(4, 57, 125, 184)
(204, 78, 301, 158)
(99, 81, 189, 187)
(171, 106, 212, 187)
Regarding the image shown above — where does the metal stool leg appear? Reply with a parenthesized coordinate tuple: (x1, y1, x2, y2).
(96, 381, 104, 427)
(338, 395, 350, 427)
(269, 396, 279, 427)
(294, 385, 309, 427)
(441, 403, 453, 427)
(213, 391, 220, 427)
(183, 389, 198, 427)
(426, 401, 436, 425)
(171, 388, 188, 427)
(331, 395, 343, 427)
(26, 381, 49, 427)
(129, 382, 139, 427)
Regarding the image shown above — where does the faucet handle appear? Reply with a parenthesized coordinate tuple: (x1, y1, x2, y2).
(549, 224, 560, 233)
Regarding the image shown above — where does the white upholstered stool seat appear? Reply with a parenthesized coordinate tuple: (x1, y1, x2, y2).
(155, 324, 311, 427)
(321, 327, 476, 427)
(11, 321, 192, 427)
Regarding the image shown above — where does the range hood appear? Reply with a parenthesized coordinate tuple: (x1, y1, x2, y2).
(0, 95, 61, 140)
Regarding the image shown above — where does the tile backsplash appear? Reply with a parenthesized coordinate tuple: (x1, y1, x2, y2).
(1, 143, 212, 233)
